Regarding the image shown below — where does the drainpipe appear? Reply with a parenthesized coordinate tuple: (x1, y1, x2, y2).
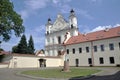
(91, 41, 94, 66)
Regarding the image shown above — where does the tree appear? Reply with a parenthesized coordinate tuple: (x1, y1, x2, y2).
(12, 45, 18, 53)
(27, 35, 35, 54)
(0, 0, 25, 42)
(17, 34, 27, 54)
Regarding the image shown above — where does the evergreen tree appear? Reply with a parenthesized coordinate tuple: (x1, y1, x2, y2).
(28, 35, 35, 54)
(17, 34, 27, 54)
(12, 45, 18, 53)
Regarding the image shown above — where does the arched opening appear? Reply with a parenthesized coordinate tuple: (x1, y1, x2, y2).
(39, 59, 46, 67)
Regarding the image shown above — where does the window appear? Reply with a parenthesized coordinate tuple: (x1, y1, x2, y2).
(79, 48, 82, 53)
(99, 57, 104, 64)
(73, 48, 75, 54)
(71, 24, 73, 29)
(67, 59, 69, 62)
(46, 31, 49, 34)
(67, 49, 69, 54)
(109, 43, 114, 50)
(75, 59, 79, 67)
(94, 46, 97, 52)
(86, 47, 89, 53)
(109, 57, 115, 64)
(58, 36, 61, 44)
(88, 58, 92, 64)
(100, 45, 104, 51)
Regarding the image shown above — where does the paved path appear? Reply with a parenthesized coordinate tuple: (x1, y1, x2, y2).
(0, 67, 120, 80)
(0, 68, 46, 80)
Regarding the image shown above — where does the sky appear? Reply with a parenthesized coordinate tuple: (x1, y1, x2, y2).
(1, 0, 120, 51)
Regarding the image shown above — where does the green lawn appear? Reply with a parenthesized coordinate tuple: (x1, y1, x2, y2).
(21, 68, 100, 78)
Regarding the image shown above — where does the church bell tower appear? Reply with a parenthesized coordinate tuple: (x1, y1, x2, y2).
(69, 9, 78, 36)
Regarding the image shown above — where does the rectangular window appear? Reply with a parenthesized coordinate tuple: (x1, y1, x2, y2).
(109, 57, 115, 64)
(88, 58, 92, 64)
(75, 59, 79, 67)
(73, 48, 75, 54)
(67, 49, 69, 54)
(86, 47, 89, 53)
(58, 36, 61, 44)
(79, 48, 82, 53)
(100, 44, 104, 51)
(99, 57, 104, 64)
(94, 45, 97, 52)
(109, 43, 114, 50)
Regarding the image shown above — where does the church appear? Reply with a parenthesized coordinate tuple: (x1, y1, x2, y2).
(45, 9, 79, 56)
(45, 9, 120, 67)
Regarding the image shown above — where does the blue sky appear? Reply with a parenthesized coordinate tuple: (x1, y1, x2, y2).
(1, 0, 120, 51)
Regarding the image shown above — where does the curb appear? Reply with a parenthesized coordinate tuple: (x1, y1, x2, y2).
(15, 71, 96, 80)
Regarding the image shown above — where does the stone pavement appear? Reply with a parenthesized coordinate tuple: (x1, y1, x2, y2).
(0, 67, 120, 80)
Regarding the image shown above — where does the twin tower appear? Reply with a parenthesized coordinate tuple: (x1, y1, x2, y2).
(45, 9, 79, 56)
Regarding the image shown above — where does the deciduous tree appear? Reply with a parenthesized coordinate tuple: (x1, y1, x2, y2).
(0, 0, 25, 42)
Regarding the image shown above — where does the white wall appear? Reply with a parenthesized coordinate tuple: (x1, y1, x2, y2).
(9, 56, 63, 68)
(66, 37, 120, 66)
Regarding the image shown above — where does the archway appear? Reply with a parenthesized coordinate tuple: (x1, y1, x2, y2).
(39, 59, 46, 67)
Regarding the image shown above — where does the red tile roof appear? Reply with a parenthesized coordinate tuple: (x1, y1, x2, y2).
(65, 26, 120, 45)
(0, 51, 11, 55)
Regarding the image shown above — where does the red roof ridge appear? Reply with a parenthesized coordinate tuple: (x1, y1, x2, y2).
(65, 26, 120, 45)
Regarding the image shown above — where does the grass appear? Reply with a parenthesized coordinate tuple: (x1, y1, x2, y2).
(21, 68, 100, 79)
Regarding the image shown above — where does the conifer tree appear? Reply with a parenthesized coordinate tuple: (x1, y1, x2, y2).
(17, 34, 27, 54)
(27, 35, 35, 54)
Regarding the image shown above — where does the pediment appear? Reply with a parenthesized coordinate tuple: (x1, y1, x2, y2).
(51, 14, 69, 32)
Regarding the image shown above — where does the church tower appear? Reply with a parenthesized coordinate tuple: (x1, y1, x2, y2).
(69, 9, 78, 36)
(46, 18, 52, 34)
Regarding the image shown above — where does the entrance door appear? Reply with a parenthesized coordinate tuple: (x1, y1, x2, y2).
(39, 59, 46, 67)
(75, 59, 79, 67)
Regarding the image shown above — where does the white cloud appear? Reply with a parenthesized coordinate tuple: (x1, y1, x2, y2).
(19, 0, 49, 20)
(90, 24, 120, 32)
(25, 0, 49, 10)
(60, 5, 71, 14)
(19, 10, 29, 20)
(52, 0, 60, 4)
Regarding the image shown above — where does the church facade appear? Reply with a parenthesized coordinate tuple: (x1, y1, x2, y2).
(45, 9, 79, 56)
(45, 9, 120, 67)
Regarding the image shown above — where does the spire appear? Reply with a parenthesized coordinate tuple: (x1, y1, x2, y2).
(48, 18, 51, 22)
(47, 18, 52, 24)
(70, 9, 74, 13)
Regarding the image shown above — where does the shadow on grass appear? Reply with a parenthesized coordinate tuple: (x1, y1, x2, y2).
(69, 71, 120, 80)
(69, 75, 95, 80)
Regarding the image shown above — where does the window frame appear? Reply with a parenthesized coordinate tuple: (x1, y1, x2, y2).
(100, 44, 104, 51)
(99, 57, 104, 64)
(93, 45, 97, 52)
(109, 43, 114, 50)
(109, 57, 115, 64)
(86, 47, 89, 53)
(79, 47, 82, 53)
(72, 48, 75, 54)
(67, 49, 69, 54)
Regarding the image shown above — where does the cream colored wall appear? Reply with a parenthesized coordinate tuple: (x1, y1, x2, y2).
(66, 37, 120, 66)
(9, 56, 40, 68)
(45, 58, 63, 67)
(0, 64, 8, 68)
(67, 42, 92, 66)
(93, 37, 120, 66)
(9, 56, 63, 68)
